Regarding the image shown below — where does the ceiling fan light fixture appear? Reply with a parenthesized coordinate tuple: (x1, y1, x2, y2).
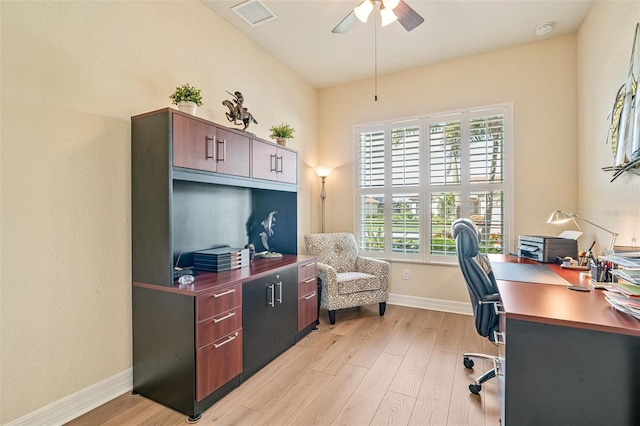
(354, 0, 374, 23)
(380, 5, 398, 27)
(382, 0, 400, 9)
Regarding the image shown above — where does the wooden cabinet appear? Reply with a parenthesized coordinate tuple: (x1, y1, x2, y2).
(173, 114, 249, 177)
(131, 108, 309, 421)
(297, 260, 318, 331)
(251, 139, 297, 184)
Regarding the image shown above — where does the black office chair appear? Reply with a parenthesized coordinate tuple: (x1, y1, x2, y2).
(451, 218, 501, 395)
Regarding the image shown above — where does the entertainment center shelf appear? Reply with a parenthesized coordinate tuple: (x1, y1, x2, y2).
(131, 108, 317, 421)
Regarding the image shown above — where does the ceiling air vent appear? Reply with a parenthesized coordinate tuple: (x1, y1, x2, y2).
(231, 0, 278, 27)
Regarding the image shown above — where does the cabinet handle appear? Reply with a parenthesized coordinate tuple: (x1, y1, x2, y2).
(276, 155, 283, 173)
(493, 357, 505, 377)
(493, 331, 506, 346)
(301, 263, 314, 268)
(493, 302, 505, 316)
(212, 288, 235, 298)
(267, 284, 275, 307)
(217, 138, 226, 163)
(276, 281, 283, 303)
(303, 277, 316, 283)
(206, 136, 215, 160)
(213, 311, 236, 323)
(270, 154, 277, 172)
(213, 331, 239, 349)
(304, 291, 316, 300)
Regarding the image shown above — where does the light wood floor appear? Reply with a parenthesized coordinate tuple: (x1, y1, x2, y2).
(67, 305, 500, 426)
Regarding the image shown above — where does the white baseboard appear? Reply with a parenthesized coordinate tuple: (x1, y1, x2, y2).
(6, 368, 132, 426)
(6, 296, 468, 425)
(388, 293, 473, 316)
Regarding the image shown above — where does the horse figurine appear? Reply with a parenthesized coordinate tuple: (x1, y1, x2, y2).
(222, 91, 257, 131)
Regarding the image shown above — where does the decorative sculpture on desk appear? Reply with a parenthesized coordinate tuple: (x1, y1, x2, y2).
(258, 211, 282, 258)
(222, 90, 258, 131)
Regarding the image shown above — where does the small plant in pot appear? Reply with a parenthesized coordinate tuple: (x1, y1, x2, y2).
(169, 83, 203, 115)
(269, 122, 295, 146)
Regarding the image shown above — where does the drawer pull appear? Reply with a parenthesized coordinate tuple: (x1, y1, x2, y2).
(213, 312, 236, 323)
(303, 277, 316, 283)
(301, 263, 314, 268)
(493, 331, 506, 345)
(304, 291, 316, 300)
(213, 332, 239, 349)
(212, 288, 235, 298)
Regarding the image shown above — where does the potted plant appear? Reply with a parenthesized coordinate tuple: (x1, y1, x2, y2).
(169, 83, 203, 115)
(269, 122, 295, 146)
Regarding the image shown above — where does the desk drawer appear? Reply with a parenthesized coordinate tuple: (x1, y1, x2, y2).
(196, 305, 242, 348)
(298, 261, 317, 282)
(298, 276, 317, 297)
(196, 283, 242, 322)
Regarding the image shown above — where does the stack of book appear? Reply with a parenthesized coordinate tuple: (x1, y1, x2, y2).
(601, 250, 640, 319)
(194, 247, 250, 272)
(604, 290, 640, 320)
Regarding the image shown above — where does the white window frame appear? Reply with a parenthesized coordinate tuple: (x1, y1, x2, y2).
(353, 103, 514, 264)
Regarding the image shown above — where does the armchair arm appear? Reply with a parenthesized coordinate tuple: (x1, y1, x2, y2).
(315, 261, 338, 292)
(355, 256, 390, 290)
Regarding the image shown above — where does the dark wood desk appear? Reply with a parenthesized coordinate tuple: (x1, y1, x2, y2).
(490, 255, 640, 426)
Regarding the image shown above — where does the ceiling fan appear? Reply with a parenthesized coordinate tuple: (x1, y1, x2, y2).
(332, 0, 425, 33)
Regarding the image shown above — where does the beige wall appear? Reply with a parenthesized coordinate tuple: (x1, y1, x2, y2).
(318, 35, 579, 302)
(577, 1, 640, 251)
(2, 0, 639, 423)
(0, 1, 317, 423)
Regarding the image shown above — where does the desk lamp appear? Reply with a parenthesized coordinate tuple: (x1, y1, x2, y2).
(547, 210, 618, 251)
(314, 165, 334, 233)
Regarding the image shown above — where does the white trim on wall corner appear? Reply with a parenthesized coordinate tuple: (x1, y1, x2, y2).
(6, 368, 132, 426)
(388, 293, 473, 316)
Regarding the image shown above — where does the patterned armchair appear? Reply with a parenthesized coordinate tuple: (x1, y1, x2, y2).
(304, 233, 390, 324)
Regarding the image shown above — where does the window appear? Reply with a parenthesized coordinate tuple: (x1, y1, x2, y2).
(355, 104, 513, 263)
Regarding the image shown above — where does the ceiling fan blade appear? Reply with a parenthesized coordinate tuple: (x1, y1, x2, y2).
(332, 10, 357, 33)
(395, 0, 424, 32)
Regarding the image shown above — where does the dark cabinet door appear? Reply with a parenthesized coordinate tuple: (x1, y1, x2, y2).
(242, 266, 297, 372)
(173, 114, 216, 172)
(272, 269, 298, 345)
(215, 128, 250, 177)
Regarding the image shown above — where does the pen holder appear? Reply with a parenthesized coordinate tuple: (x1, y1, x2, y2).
(590, 264, 616, 283)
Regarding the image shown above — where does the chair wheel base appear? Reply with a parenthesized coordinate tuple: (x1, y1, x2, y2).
(469, 383, 482, 394)
(463, 356, 474, 369)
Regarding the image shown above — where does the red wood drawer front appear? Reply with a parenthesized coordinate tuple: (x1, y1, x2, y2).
(298, 291, 318, 331)
(196, 305, 242, 349)
(298, 276, 317, 298)
(298, 261, 317, 282)
(196, 328, 242, 401)
(197, 283, 242, 323)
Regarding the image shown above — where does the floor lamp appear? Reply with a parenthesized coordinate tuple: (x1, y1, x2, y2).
(314, 165, 334, 233)
(547, 210, 619, 251)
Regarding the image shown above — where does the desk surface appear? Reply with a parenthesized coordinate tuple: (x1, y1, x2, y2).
(490, 254, 640, 337)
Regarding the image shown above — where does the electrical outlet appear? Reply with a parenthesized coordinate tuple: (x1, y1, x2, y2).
(402, 269, 410, 280)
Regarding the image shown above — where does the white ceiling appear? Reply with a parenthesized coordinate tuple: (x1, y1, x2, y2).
(202, 0, 594, 89)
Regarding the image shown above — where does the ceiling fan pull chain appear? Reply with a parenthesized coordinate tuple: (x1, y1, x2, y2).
(374, 6, 378, 101)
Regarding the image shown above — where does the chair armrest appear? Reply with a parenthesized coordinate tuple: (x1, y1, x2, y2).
(355, 256, 390, 289)
(316, 262, 338, 292)
(482, 293, 500, 303)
